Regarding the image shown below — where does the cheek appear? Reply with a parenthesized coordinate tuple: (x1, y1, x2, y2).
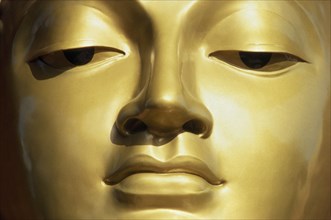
(16, 53, 140, 144)
(197, 60, 325, 160)
(15, 55, 140, 217)
(195, 60, 326, 216)
(18, 58, 138, 148)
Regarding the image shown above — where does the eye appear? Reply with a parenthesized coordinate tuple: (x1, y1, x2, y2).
(38, 46, 125, 69)
(209, 51, 307, 72)
(239, 52, 271, 69)
(63, 47, 95, 65)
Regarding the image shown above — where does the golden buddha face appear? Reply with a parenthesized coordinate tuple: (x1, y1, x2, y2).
(1, 0, 330, 219)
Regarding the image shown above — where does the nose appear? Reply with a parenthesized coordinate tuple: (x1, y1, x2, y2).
(115, 40, 212, 139)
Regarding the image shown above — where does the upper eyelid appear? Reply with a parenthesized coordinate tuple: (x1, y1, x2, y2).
(24, 5, 130, 62)
(205, 45, 310, 64)
(37, 46, 125, 69)
(208, 50, 308, 62)
(208, 50, 308, 75)
(206, 48, 310, 64)
(27, 41, 97, 62)
(27, 43, 127, 62)
(202, 9, 310, 62)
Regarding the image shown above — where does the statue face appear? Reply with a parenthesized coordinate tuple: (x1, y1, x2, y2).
(1, 0, 329, 219)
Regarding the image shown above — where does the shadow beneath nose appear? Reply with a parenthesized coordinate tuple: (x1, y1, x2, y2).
(110, 124, 177, 146)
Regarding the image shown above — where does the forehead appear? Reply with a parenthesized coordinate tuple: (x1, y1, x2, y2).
(1, 0, 329, 55)
(2, 0, 328, 29)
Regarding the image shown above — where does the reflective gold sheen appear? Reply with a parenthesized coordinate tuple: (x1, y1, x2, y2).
(0, 0, 330, 219)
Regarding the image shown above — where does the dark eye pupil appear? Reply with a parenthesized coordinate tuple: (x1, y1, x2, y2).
(239, 52, 271, 69)
(63, 47, 95, 65)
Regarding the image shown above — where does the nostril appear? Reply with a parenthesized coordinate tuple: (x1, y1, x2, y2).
(123, 118, 147, 134)
(182, 119, 206, 135)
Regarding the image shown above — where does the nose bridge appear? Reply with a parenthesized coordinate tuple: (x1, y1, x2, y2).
(146, 28, 184, 108)
(115, 7, 213, 138)
(137, 25, 199, 137)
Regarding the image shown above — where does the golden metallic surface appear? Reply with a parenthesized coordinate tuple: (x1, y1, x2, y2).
(0, 0, 330, 219)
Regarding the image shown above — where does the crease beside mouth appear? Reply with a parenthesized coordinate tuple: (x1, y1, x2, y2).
(103, 155, 225, 186)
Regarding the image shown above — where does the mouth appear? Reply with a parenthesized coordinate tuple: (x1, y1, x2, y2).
(104, 155, 225, 210)
(103, 154, 225, 186)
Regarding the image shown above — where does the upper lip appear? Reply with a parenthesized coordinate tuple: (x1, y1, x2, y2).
(103, 155, 224, 186)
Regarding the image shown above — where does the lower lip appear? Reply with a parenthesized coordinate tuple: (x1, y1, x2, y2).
(113, 173, 212, 195)
(112, 173, 214, 210)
